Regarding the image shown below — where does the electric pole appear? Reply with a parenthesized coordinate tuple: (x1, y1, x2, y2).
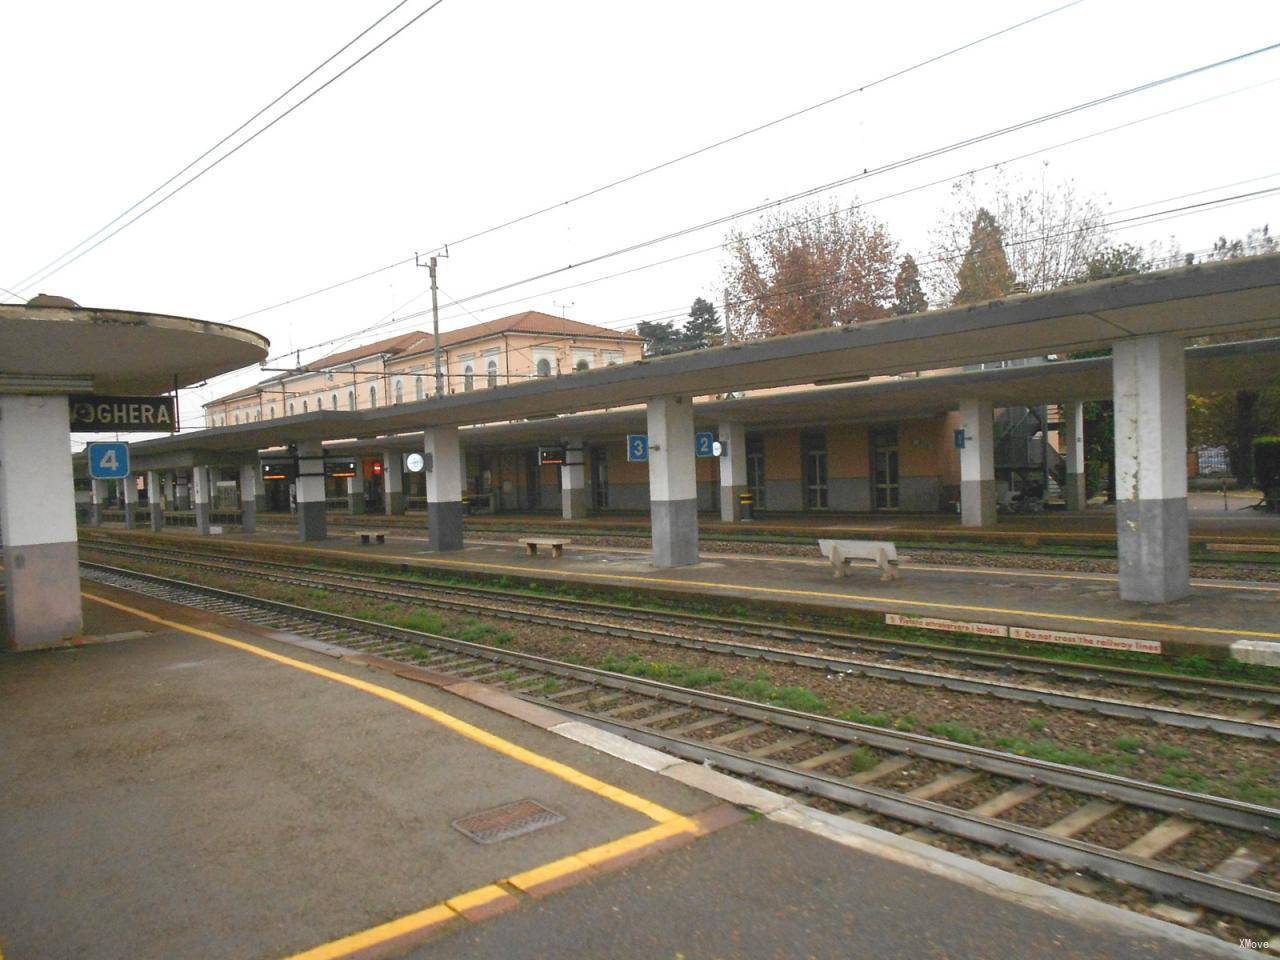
(417, 251, 445, 397)
(723, 287, 733, 344)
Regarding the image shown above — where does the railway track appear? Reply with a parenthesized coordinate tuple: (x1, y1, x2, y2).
(81, 537, 1280, 741)
(81, 560, 1280, 927)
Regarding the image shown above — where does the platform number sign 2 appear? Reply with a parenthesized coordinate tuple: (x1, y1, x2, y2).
(88, 441, 130, 479)
(694, 431, 715, 458)
(626, 434, 649, 462)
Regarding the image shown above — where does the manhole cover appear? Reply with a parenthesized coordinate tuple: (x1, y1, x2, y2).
(452, 799, 565, 845)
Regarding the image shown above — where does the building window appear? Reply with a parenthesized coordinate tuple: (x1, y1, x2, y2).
(347, 389, 355, 410)
(415, 376, 424, 400)
(369, 385, 378, 408)
(603, 350, 624, 366)
(316, 395, 322, 410)
(572, 348, 593, 371)
(536, 357, 552, 378)
(801, 431, 828, 510)
(269, 405, 276, 419)
(288, 402, 295, 416)
(331, 392, 337, 410)
(746, 435, 766, 510)
(234, 413, 240, 424)
(486, 359, 498, 389)
(255, 409, 261, 421)
(463, 365, 474, 392)
(302, 400, 308, 413)
(394, 379, 404, 404)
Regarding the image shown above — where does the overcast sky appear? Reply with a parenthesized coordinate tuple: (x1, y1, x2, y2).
(3, 0, 1278, 444)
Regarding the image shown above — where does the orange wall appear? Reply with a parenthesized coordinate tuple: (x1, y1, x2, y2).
(764, 431, 801, 479)
(828, 425, 870, 477)
(899, 418, 944, 476)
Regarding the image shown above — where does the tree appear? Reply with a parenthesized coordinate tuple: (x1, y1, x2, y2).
(682, 297, 723, 349)
(953, 208, 1016, 305)
(636, 319, 685, 357)
(926, 171, 1109, 304)
(892, 255, 927, 316)
(1073, 243, 1144, 284)
(723, 200, 897, 338)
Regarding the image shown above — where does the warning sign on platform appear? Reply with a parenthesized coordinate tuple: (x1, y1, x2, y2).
(885, 613, 1008, 638)
(1008, 626, 1162, 655)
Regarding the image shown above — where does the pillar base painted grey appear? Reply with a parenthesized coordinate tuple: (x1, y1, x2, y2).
(652, 499, 699, 567)
(298, 501, 327, 541)
(960, 479, 997, 527)
(240, 500, 256, 534)
(385, 491, 406, 515)
(428, 501, 464, 552)
(1117, 498, 1189, 603)
(1064, 471, 1087, 512)
(123, 503, 138, 529)
(561, 487, 587, 520)
(255, 494, 268, 513)
(720, 484, 746, 522)
(90, 504, 103, 526)
(149, 503, 164, 532)
(177, 496, 191, 511)
(3, 541, 83, 651)
(194, 503, 211, 535)
(349, 495, 366, 515)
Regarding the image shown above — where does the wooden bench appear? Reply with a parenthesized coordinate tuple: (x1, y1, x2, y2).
(521, 537, 570, 558)
(818, 538, 899, 581)
(359, 531, 387, 545)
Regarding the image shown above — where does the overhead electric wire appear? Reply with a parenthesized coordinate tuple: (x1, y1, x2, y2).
(231, 0, 1085, 326)
(9, 0, 449, 296)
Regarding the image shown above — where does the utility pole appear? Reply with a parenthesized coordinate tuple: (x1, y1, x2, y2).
(723, 287, 733, 344)
(417, 251, 446, 397)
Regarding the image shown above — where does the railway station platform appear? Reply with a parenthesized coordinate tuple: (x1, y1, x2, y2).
(96, 524, 1280, 663)
(0, 579, 1249, 959)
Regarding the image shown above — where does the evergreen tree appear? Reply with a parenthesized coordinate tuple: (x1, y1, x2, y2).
(953, 208, 1016, 305)
(636, 319, 685, 357)
(681, 297, 723, 349)
(892, 255, 928, 316)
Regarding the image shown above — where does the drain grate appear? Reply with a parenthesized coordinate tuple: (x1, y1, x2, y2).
(452, 799, 565, 845)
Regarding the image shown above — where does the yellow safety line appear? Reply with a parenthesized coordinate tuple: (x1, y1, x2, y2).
(290, 543, 1280, 643)
(81, 591, 679, 825)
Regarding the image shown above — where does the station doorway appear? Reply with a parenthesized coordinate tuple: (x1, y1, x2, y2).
(589, 445, 608, 510)
(802, 431, 828, 510)
(872, 427, 900, 510)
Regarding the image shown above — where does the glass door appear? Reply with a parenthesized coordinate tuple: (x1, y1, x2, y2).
(801, 432, 828, 510)
(872, 428, 900, 509)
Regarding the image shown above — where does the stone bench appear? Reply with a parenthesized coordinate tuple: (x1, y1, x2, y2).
(521, 537, 570, 558)
(817, 538, 899, 582)
(359, 531, 387, 545)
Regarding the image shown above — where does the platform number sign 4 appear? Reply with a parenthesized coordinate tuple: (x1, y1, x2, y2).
(694, 431, 715, 458)
(88, 441, 130, 480)
(626, 434, 649, 462)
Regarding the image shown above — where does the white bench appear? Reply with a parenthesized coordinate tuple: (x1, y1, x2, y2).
(359, 531, 387, 545)
(521, 537, 570, 558)
(818, 539, 899, 581)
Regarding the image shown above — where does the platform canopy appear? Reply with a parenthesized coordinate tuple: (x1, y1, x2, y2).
(0, 298, 270, 395)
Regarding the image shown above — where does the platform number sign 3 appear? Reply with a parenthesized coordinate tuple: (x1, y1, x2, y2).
(694, 431, 715, 458)
(626, 434, 649, 462)
(88, 441, 130, 479)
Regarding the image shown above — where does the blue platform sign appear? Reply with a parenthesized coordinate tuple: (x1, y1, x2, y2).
(626, 434, 649, 462)
(88, 441, 130, 479)
(694, 431, 715, 458)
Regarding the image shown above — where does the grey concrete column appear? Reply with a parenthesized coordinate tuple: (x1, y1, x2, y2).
(295, 441, 328, 541)
(647, 396, 699, 567)
(425, 426, 464, 552)
(1113, 335, 1189, 603)
(146, 470, 164, 531)
(718, 421, 747, 522)
(560, 439, 587, 519)
(176, 472, 191, 511)
(1063, 400, 1087, 513)
(383, 450, 405, 515)
(75, 485, 92, 524)
(90, 478, 108, 526)
(122, 473, 139, 528)
(166, 470, 177, 508)
(239, 463, 258, 534)
(958, 399, 996, 527)
(0, 395, 84, 650)
(347, 470, 366, 515)
(192, 466, 212, 535)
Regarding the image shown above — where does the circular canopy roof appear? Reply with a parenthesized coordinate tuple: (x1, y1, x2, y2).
(0, 299, 269, 395)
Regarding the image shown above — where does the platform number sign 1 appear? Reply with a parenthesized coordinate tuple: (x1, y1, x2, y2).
(694, 431, 715, 458)
(88, 441, 130, 479)
(626, 434, 649, 462)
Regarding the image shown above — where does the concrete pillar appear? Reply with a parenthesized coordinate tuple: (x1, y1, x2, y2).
(560, 439, 587, 519)
(1113, 335, 1189, 603)
(192, 465, 211, 535)
(166, 470, 177, 508)
(1063, 401, 1087, 512)
(239, 463, 258, 534)
(254, 460, 267, 513)
(75, 485, 92, 524)
(122, 473, 139, 528)
(958, 399, 996, 527)
(90, 478, 108, 525)
(347, 470, 366, 515)
(0, 395, 84, 650)
(295, 441, 327, 541)
(146, 470, 164, 531)
(718, 421, 747, 522)
(647, 396, 699, 567)
(176, 471, 190, 511)
(383, 450, 406, 515)
(425, 426, 463, 552)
